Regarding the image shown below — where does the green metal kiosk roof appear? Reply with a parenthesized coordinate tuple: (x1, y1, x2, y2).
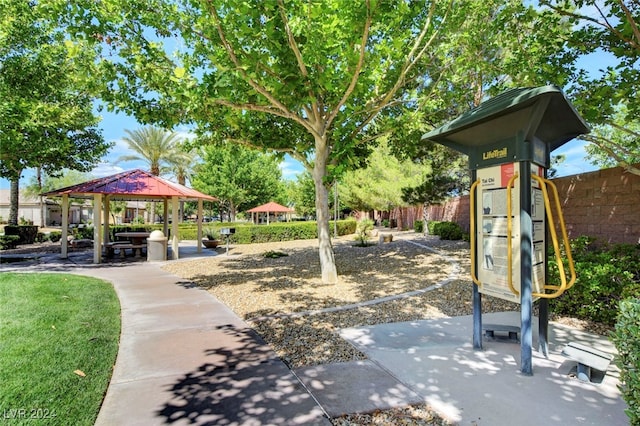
(421, 85, 589, 169)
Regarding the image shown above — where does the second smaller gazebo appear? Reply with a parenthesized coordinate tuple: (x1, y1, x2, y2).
(247, 202, 294, 225)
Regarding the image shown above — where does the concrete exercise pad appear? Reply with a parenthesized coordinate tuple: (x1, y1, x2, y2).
(295, 360, 424, 417)
(339, 312, 627, 426)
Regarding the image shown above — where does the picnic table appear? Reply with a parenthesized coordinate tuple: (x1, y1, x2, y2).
(105, 232, 151, 258)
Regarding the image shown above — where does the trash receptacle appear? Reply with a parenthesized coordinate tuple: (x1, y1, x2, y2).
(147, 230, 167, 261)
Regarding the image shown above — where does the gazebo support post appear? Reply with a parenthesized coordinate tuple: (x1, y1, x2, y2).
(197, 198, 203, 253)
(93, 194, 102, 264)
(163, 200, 169, 236)
(61, 194, 69, 258)
(103, 195, 111, 244)
(171, 196, 179, 260)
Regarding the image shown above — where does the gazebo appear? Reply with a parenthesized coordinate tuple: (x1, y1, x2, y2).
(42, 169, 216, 263)
(247, 202, 295, 225)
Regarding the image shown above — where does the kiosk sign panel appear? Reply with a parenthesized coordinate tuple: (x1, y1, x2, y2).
(476, 162, 545, 303)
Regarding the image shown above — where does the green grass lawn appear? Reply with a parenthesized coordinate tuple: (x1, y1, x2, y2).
(0, 273, 120, 426)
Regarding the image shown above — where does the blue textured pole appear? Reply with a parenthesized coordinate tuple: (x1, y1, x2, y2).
(472, 169, 482, 350)
(520, 160, 533, 375)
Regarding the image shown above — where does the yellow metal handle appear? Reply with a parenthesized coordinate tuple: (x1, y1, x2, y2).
(531, 174, 576, 298)
(469, 179, 482, 287)
(506, 173, 520, 296)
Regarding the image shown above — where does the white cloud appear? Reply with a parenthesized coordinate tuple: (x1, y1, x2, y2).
(279, 156, 305, 180)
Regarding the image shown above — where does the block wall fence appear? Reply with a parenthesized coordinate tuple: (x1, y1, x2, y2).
(362, 165, 639, 245)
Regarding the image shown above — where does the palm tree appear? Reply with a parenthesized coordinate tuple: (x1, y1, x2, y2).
(169, 142, 200, 222)
(118, 126, 187, 222)
(117, 126, 182, 176)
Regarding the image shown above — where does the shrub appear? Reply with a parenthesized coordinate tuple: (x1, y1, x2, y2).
(355, 219, 375, 246)
(3, 225, 39, 244)
(427, 221, 440, 235)
(612, 298, 640, 425)
(35, 232, 47, 243)
(48, 231, 62, 243)
(549, 239, 640, 326)
(73, 226, 94, 240)
(432, 221, 463, 240)
(0, 235, 20, 250)
(382, 219, 390, 228)
(414, 220, 424, 233)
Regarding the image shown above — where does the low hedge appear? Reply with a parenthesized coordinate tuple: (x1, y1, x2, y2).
(3, 225, 39, 244)
(428, 221, 464, 240)
(0, 235, 20, 250)
(549, 237, 640, 326)
(612, 298, 640, 425)
(177, 220, 357, 244)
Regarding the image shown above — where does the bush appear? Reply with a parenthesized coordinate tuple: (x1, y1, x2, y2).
(612, 298, 640, 425)
(549, 238, 640, 326)
(414, 220, 424, 233)
(4, 225, 39, 244)
(355, 219, 375, 246)
(48, 231, 62, 243)
(382, 219, 390, 228)
(176, 220, 357, 244)
(35, 232, 47, 243)
(0, 235, 20, 250)
(432, 221, 463, 240)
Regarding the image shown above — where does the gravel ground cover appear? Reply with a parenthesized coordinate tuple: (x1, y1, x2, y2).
(161, 231, 613, 425)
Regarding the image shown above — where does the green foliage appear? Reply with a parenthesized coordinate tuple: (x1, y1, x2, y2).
(191, 142, 285, 221)
(48, 231, 62, 243)
(430, 221, 463, 240)
(3, 225, 39, 244)
(339, 140, 425, 213)
(354, 219, 375, 247)
(414, 220, 424, 233)
(0, 2, 110, 182)
(612, 298, 640, 425)
(71, 226, 94, 240)
(263, 250, 288, 259)
(284, 171, 316, 219)
(0, 235, 20, 250)
(203, 226, 219, 240)
(35, 232, 47, 243)
(177, 220, 356, 244)
(550, 238, 640, 326)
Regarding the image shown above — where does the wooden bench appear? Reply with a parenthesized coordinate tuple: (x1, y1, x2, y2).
(562, 342, 614, 383)
(483, 324, 520, 342)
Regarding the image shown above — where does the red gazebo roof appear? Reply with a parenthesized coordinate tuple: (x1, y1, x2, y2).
(246, 201, 294, 213)
(42, 169, 216, 201)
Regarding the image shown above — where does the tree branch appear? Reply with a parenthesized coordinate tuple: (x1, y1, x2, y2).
(325, 0, 373, 132)
(345, 0, 453, 142)
(203, 0, 318, 137)
(580, 134, 640, 176)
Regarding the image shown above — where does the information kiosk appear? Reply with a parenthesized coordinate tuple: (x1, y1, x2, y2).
(421, 86, 589, 375)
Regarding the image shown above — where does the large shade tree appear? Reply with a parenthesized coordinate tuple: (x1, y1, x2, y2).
(56, 0, 464, 283)
(55, 0, 584, 283)
(0, 1, 110, 225)
(191, 142, 284, 221)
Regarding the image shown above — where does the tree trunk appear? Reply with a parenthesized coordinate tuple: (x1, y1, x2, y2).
(423, 201, 430, 235)
(313, 136, 338, 284)
(37, 167, 45, 227)
(9, 177, 20, 225)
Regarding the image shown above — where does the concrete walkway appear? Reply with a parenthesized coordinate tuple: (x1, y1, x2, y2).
(88, 263, 329, 426)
